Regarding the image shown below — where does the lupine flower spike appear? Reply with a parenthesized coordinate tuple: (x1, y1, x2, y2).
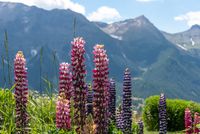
(56, 93, 71, 130)
(185, 108, 193, 134)
(14, 51, 29, 133)
(122, 68, 132, 134)
(194, 112, 200, 134)
(116, 105, 123, 130)
(159, 93, 167, 134)
(138, 120, 144, 134)
(108, 78, 116, 123)
(59, 62, 72, 100)
(93, 44, 109, 134)
(71, 37, 87, 133)
(86, 84, 93, 115)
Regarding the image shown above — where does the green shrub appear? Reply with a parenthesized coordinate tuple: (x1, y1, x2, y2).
(142, 95, 200, 131)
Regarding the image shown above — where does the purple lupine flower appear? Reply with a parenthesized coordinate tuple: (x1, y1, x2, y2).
(86, 84, 93, 115)
(108, 78, 116, 123)
(122, 68, 132, 134)
(14, 51, 29, 133)
(159, 93, 167, 134)
(185, 108, 193, 134)
(71, 37, 87, 133)
(116, 105, 123, 130)
(138, 120, 144, 134)
(93, 44, 109, 134)
(56, 93, 71, 130)
(59, 62, 72, 100)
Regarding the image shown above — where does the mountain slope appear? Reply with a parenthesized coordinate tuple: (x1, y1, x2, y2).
(0, 2, 128, 90)
(163, 25, 200, 57)
(98, 16, 200, 101)
(1, 2, 200, 101)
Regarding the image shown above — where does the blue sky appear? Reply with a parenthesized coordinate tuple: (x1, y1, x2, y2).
(1, 0, 200, 33)
(75, 0, 200, 33)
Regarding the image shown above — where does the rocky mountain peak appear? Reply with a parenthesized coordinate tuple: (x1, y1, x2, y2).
(190, 24, 200, 31)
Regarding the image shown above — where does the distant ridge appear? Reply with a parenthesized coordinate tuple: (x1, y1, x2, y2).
(1, 2, 200, 101)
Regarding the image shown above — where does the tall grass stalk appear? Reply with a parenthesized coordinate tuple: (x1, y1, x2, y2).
(1, 55, 6, 87)
(4, 30, 12, 87)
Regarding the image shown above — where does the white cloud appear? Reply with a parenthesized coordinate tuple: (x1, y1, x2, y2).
(0, 0, 85, 14)
(87, 6, 121, 22)
(174, 11, 200, 26)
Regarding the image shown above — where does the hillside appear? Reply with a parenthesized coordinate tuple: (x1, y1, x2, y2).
(96, 16, 200, 101)
(1, 2, 200, 101)
(163, 24, 200, 57)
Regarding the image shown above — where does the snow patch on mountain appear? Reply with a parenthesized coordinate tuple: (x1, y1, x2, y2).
(110, 34, 122, 40)
(190, 38, 195, 46)
(176, 44, 188, 51)
(122, 52, 127, 59)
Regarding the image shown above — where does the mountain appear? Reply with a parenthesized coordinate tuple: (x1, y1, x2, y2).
(0, 2, 128, 91)
(92, 21, 108, 28)
(163, 24, 200, 57)
(97, 15, 177, 69)
(97, 16, 200, 101)
(97, 15, 164, 41)
(1, 2, 200, 101)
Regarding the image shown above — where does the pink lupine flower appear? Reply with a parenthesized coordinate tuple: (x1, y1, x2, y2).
(194, 112, 200, 133)
(93, 44, 109, 134)
(14, 51, 29, 133)
(56, 93, 71, 129)
(71, 37, 87, 133)
(59, 62, 72, 100)
(185, 108, 193, 134)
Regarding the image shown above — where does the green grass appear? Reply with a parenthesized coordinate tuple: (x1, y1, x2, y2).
(0, 88, 184, 134)
(0, 88, 78, 133)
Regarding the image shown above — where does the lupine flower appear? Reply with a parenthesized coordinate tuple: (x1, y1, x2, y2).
(185, 108, 193, 134)
(56, 93, 71, 130)
(86, 84, 93, 115)
(159, 93, 167, 134)
(59, 62, 72, 100)
(93, 44, 109, 134)
(71, 37, 87, 133)
(108, 78, 116, 123)
(194, 112, 200, 133)
(122, 68, 132, 134)
(14, 51, 29, 133)
(138, 120, 144, 134)
(116, 105, 123, 130)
